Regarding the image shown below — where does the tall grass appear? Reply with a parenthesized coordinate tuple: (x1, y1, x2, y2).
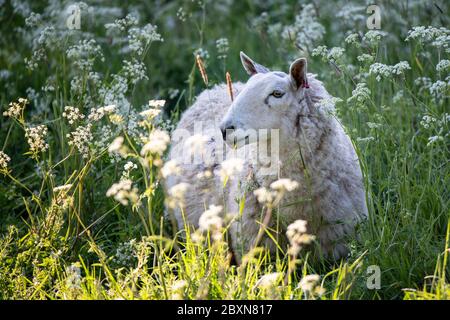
(0, 0, 448, 299)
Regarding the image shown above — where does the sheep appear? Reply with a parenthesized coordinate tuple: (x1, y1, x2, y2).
(165, 52, 368, 261)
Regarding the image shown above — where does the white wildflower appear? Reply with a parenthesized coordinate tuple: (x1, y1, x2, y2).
(255, 272, 282, 289)
(270, 179, 299, 192)
(167, 182, 190, 208)
(122, 59, 148, 84)
(62, 106, 85, 124)
(218, 158, 244, 182)
(106, 179, 139, 205)
(184, 134, 208, 156)
(347, 83, 371, 104)
(161, 160, 181, 178)
(25, 125, 49, 154)
(53, 184, 72, 193)
(67, 124, 93, 159)
(357, 53, 374, 64)
(216, 38, 229, 60)
(0, 151, 11, 170)
(281, 4, 325, 51)
(253, 187, 277, 204)
(298, 274, 320, 292)
(140, 130, 170, 156)
(436, 60, 450, 72)
(88, 105, 116, 121)
(3, 98, 28, 119)
(369, 61, 410, 81)
(345, 33, 360, 46)
(148, 99, 166, 109)
(429, 80, 449, 97)
(198, 204, 223, 240)
(108, 136, 124, 153)
(286, 219, 315, 255)
(363, 30, 387, 44)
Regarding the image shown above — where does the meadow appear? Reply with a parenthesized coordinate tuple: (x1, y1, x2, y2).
(0, 0, 449, 300)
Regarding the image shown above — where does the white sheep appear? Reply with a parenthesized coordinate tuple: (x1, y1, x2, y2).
(165, 52, 368, 261)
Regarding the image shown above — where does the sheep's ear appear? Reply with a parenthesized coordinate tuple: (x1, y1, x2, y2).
(289, 58, 309, 89)
(240, 51, 269, 76)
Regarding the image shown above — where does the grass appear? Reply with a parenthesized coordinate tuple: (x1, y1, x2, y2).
(0, 0, 449, 300)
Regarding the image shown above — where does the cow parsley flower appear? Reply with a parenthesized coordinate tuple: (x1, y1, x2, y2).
(405, 26, 449, 43)
(369, 61, 410, 81)
(429, 80, 448, 98)
(345, 33, 360, 46)
(122, 59, 148, 84)
(282, 4, 325, 51)
(106, 179, 139, 206)
(216, 38, 229, 60)
(88, 105, 116, 122)
(435, 59, 450, 72)
(67, 124, 93, 159)
(286, 219, 316, 256)
(0, 151, 11, 171)
(25, 125, 49, 155)
(140, 130, 170, 156)
(270, 179, 299, 192)
(255, 272, 282, 289)
(198, 204, 223, 240)
(218, 158, 244, 182)
(347, 83, 371, 104)
(167, 182, 190, 208)
(128, 23, 163, 55)
(363, 30, 387, 45)
(3, 98, 28, 120)
(161, 160, 181, 178)
(62, 106, 85, 124)
(298, 274, 320, 292)
(253, 187, 277, 204)
(184, 134, 208, 156)
(140, 100, 165, 119)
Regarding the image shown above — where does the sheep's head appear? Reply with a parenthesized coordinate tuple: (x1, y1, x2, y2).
(220, 52, 309, 147)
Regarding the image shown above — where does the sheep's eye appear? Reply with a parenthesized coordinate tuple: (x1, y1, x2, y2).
(271, 90, 284, 98)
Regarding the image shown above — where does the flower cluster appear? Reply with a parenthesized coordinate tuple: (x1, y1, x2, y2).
(88, 105, 116, 122)
(3, 98, 28, 121)
(347, 82, 371, 105)
(122, 59, 149, 84)
(140, 130, 170, 157)
(25, 125, 49, 155)
(106, 179, 139, 206)
(369, 61, 411, 81)
(311, 46, 345, 63)
(166, 182, 189, 209)
(0, 151, 11, 172)
(62, 106, 85, 125)
(281, 4, 325, 52)
(161, 160, 181, 178)
(254, 178, 299, 206)
(128, 24, 163, 56)
(67, 124, 93, 159)
(198, 204, 223, 241)
(286, 219, 316, 256)
(218, 158, 244, 183)
(140, 100, 165, 120)
(216, 38, 229, 60)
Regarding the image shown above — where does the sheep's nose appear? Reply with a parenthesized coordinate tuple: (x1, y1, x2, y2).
(221, 124, 235, 141)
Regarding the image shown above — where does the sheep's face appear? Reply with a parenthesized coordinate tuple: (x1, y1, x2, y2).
(220, 52, 308, 147)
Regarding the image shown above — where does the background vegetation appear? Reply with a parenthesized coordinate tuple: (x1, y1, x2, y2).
(0, 0, 448, 299)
